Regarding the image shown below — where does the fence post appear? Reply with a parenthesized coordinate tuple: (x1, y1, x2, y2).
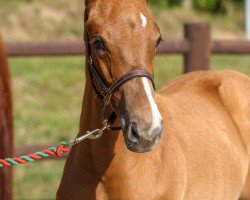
(0, 36, 13, 200)
(184, 23, 211, 73)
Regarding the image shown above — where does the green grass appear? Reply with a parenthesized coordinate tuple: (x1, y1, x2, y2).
(9, 55, 250, 199)
(14, 160, 66, 200)
(211, 55, 250, 75)
(9, 56, 85, 200)
(10, 56, 85, 145)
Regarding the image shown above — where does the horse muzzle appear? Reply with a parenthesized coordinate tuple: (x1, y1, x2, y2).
(122, 118, 163, 153)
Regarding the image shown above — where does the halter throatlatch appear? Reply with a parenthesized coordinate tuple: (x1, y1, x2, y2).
(84, 10, 156, 130)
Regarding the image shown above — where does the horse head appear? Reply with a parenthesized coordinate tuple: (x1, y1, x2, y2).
(84, 0, 163, 153)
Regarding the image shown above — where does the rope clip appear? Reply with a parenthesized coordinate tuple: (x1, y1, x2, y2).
(67, 124, 110, 148)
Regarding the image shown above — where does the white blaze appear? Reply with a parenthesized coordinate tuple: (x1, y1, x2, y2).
(140, 12, 147, 28)
(142, 77, 162, 135)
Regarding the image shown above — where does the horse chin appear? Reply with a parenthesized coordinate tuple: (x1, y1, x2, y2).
(127, 145, 156, 153)
(122, 133, 159, 153)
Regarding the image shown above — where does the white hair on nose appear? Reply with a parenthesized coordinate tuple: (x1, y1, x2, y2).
(140, 12, 147, 28)
(142, 77, 162, 135)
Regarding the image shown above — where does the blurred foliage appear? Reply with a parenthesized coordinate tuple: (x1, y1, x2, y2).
(150, 0, 244, 13)
(150, 0, 181, 7)
(193, 0, 226, 13)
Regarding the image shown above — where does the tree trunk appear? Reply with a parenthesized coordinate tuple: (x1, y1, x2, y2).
(182, 0, 192, 11)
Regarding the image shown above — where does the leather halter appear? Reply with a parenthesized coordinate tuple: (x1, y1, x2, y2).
(88, 57, 155, 106)
(84, 10, 155, 130)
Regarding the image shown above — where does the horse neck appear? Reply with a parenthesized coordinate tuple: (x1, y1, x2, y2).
(76, 60, 125, 174)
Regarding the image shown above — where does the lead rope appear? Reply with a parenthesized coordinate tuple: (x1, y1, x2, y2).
(0, 123, 110, 167)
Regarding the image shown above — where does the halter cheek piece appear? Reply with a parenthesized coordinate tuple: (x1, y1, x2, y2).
(84, 10, 156, 130)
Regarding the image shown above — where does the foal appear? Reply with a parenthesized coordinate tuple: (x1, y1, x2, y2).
(57, 0, 250, 199)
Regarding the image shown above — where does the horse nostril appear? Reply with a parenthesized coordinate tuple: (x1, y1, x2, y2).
(127, 123, 140, 143)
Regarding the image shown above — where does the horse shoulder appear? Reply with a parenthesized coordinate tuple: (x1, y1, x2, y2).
(155, 70, 250, 199)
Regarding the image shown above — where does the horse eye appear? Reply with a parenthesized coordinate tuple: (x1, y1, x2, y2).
(156, 37, 162, 47)
(93, 39, 105, 50)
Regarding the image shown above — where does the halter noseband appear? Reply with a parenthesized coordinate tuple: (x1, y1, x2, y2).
(84, 10, 156, 130)
(88, 56, 155, 106)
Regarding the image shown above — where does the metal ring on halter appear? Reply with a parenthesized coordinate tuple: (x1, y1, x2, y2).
(103, 93, 112, 107)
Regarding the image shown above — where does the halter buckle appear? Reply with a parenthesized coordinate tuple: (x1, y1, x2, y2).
(103, 119, 110, 129)
(103, 93, 112, 106)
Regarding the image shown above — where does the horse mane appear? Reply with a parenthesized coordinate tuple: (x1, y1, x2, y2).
(0, 34, 13, 199)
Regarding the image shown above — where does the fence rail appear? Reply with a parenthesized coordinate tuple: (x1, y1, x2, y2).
(5, 39, 250, 56)
(4, 40, 191, 56)
(212, 40, 250, 54)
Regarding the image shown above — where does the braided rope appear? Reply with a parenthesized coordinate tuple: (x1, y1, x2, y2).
(0, 142, 70, 167)
(0, 124, 108, 167)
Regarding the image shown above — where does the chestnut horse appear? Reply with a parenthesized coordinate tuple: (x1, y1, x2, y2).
(57, 0, 250, 199)
(0, 35, 13, 200)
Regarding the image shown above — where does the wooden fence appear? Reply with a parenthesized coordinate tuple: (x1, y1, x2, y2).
(1, 23, 250, 199)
